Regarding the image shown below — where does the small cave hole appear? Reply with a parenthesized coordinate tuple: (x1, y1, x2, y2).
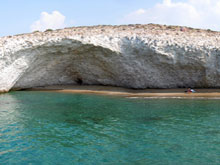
(76, 78, 83, 85)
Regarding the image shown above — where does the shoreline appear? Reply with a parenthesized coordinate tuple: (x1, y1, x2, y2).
(24, 85, 220, 98)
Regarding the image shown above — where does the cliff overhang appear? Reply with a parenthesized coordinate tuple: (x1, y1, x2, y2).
(1, 24, 220, 93)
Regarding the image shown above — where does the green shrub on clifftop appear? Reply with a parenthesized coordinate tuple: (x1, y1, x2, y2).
(45, 29, 53, 32)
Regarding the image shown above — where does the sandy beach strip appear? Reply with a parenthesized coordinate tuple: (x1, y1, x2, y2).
(24, 85, 220, 98)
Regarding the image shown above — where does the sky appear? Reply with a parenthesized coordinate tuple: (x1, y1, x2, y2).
(0, 0, 220, 37)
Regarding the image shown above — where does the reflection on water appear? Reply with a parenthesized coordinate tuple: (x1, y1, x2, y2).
(0, 91, 220, 164)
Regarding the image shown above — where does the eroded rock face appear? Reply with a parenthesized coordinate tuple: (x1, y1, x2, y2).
(1, 24, 220, 92)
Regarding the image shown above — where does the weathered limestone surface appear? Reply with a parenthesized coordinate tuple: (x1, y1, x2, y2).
(1, 24, 220, 92)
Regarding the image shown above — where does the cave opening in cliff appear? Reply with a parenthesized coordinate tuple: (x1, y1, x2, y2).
(76, 78, 83, 85)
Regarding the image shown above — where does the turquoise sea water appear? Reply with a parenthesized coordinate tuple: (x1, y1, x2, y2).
(0, 91, 220, 164)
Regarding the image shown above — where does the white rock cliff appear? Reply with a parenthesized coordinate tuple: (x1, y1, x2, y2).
(1, 24, 220, 92)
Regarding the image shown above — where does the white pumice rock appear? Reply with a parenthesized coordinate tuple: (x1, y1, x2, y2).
(0, 24, 220, 92)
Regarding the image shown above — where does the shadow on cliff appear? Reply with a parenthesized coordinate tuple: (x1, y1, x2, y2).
(13, 38, 124, 89)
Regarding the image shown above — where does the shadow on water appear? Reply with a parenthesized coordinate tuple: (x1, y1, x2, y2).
(84, 116, 105, 124)
(205, 130, 220, 135)
(138, 116, 163, 122)
(65, 119, 87, 125)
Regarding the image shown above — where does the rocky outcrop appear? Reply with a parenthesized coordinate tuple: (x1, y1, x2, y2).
(1, 24, 220, 92)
